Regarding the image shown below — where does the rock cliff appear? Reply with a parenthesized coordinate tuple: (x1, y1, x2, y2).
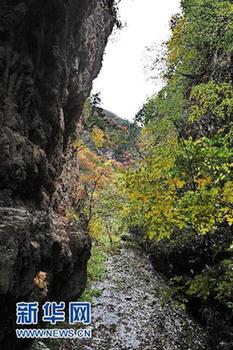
(0, 1, 115, 348)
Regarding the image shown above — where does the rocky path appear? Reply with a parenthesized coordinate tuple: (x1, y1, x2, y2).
(67, 247, 210, 350)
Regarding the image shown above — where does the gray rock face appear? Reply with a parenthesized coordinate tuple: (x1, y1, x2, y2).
(0, 1, 114, 348)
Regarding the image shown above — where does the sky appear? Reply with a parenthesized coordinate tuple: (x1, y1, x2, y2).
(92, 0, 181, 121)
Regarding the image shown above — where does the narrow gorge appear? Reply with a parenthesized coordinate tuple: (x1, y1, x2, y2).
(0, 1, 233, 350)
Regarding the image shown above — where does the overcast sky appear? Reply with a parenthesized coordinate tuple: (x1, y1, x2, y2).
(92, 0, 181, 121)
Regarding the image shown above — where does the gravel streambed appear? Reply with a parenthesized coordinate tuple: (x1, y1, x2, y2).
(65, 247, 210, 350)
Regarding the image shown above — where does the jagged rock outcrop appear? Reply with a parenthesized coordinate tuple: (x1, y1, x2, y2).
(0, 1, 115, 349)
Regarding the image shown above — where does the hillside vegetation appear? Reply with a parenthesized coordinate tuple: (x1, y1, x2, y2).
(120, 0, 233, 348)
(69, 98, 138, 245)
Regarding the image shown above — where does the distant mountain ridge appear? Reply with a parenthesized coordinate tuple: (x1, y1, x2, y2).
(82, 106, 140, 164)
(101, 109, 131, 126)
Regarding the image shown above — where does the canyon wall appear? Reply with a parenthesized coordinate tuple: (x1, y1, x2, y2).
(0, 1, 114, 348)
